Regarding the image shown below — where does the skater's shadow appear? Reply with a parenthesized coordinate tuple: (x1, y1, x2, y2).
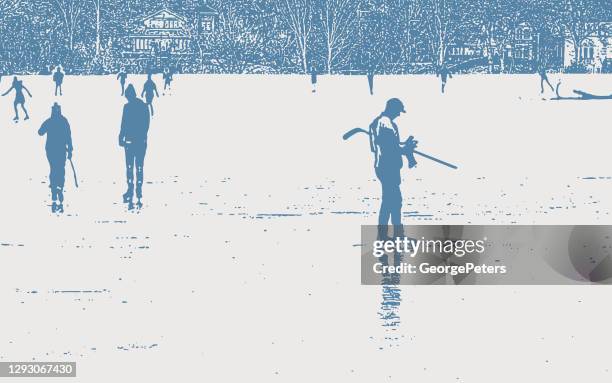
(550, 82, 612, 101)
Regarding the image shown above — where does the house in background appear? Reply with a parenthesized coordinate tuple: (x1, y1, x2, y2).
(564, 22, 612, 72)
(447, 43, 483, 66)
(123, 5, 218, 70)
(128, 9, 192, 57)
(448, 22, 564, 72)
(198, 3, 218, 34)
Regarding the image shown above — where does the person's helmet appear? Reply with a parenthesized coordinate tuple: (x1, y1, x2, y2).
(384, 98, 406, 115)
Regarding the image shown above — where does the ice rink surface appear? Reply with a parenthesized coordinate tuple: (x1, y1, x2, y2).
(1, 73, 612, 382)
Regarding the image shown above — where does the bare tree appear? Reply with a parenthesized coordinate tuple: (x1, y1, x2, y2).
(207, 4, 267, 73)
(424, 0, 460, 68)
(468, 0, 515, 73)
(277, 0, 314, 73)
(561, 0, 591, 66)
(90, 0, 102, 56)
(0, 0, 23, 15)
(47, 0, 85, 50)
(319, 0, 357, 73)
(397, 0, 425, 69)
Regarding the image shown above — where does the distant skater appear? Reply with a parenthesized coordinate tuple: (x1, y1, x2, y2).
(117, 68, 128, 96)
(436, 64, 452, 94)
(53, 66, 65, 96)
(367, 70, 375, 95)
(141, 73, 159, 116)
(163, 68, 173, 92)
(119, 84, 150, 209)
(538, 65, 554, 94)
(2, 76, 32, 121)
(310, 65, 317, 93)
(38, 103, 73, 213)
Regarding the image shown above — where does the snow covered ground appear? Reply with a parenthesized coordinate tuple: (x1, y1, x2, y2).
(1, 73, 612, 382)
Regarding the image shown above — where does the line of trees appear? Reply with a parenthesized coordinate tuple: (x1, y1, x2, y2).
(0, 0, 610, 74)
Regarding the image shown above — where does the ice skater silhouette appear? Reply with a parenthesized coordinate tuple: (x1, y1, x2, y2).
(119, 84, 150, 210)
(117, 68, 128, 96)
(310, 64, 318, 93)
(38, 103, 73, 213)
(369, 98, 417, 240)
(2, 76, 32, 122)
(436, 64, 452, 94)
(53, 66, 64, 96)
(141, 73, 159, 116)
(538, 64, 554, 94)
(367, 70, 375, 95)
(163, 68, 173, 92)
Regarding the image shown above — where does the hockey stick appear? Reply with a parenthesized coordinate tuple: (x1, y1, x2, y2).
(342, 128, 458, 170)
(69, 158, 79, 188)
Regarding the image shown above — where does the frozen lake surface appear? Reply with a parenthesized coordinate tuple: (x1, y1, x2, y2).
(1, 74, 612, 382)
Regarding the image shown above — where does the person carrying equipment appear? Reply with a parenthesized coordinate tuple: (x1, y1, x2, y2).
(38, 103, 73, 213)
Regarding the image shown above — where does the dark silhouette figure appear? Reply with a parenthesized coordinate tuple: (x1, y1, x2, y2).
(117, 68, 128, 96)
(2, 76, 32, 121)
(553, 80, 612, 100)
(538, 65, 554, 94)
(436, 65, 453, 94)
(367, 70, 375, 95)
(310, 65, 317, 93)
(369, 98, 417, 240)
(53, 66, 65, 96)
(38, 103, 73, 213)
(141, 73, 159, 116)
(119, 84, 150, 209)
(163, 68, 173, 92)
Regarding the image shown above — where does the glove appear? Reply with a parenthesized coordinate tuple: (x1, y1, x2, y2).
(403, 136, 418, 169)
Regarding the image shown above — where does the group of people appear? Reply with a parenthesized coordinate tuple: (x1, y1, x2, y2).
(0, 66, 64, 123)
(2, 62, 559, 216)
(0, 67, 178, 213)
(309, 64, 455, 95)
(117, 67, 174, 116)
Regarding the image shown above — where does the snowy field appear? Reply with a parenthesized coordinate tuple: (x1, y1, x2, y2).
(1, 73, 612, 382)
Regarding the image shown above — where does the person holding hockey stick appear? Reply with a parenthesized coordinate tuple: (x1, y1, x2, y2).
(38, 103, 73, 213)
(369, 98, 417, 240)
